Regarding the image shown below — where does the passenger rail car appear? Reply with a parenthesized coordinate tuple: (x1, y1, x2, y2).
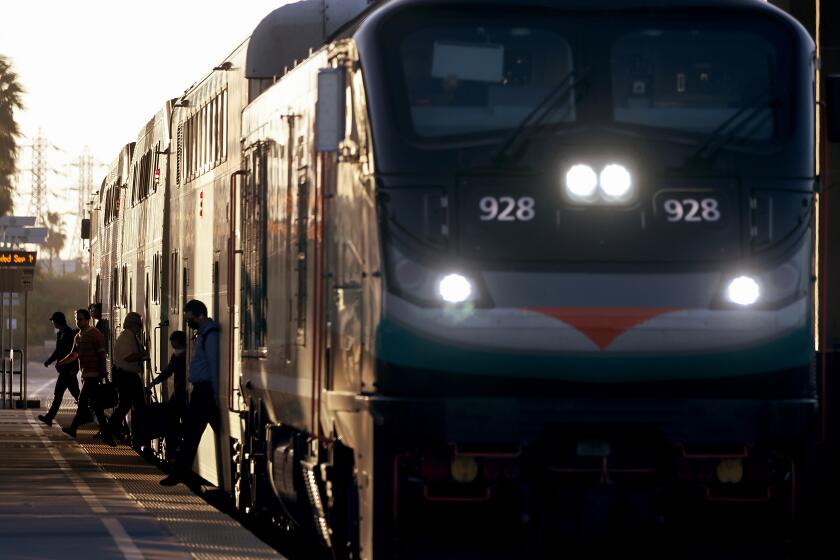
(87, 0, 840, 558)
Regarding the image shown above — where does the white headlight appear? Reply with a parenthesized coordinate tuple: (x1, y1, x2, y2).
(439, 274, 472, 304)
(565, 164, 598, 201)
(727, 276, 760, 306)
(599, 164, 633, 200)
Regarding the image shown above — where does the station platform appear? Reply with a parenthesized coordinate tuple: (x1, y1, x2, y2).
(0, 405, 285, 559)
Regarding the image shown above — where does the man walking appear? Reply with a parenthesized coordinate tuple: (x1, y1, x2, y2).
(59, 308, 115, 446)
(160, 300, 220, 486)
(109, 312, 147, 444)
(37, 312, 80, 426)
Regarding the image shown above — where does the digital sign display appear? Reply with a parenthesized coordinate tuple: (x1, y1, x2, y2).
(0, 251, 37, 267)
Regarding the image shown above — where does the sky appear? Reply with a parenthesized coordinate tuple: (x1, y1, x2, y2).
(0, 0, 289, 255)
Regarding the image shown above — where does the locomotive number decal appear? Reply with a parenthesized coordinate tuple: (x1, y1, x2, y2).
(662, 198, 721, 223)
(479, 196, 536, 222)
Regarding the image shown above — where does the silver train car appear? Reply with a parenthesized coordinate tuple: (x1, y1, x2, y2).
(86, 0, 840, 557)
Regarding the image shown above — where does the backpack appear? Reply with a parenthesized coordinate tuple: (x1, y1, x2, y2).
(196, 324, 220, 352)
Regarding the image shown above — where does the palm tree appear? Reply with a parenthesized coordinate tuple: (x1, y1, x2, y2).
(44, 211, 66, 271)
(0, 55, 24, 216)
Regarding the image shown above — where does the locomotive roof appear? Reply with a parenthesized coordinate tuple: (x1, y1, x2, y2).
(350, 0, 808, 47)
(368, 0, 779, 10)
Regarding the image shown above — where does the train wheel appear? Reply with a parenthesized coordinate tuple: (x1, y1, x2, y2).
(327, 441, 361, 560)
(235, 410, 252, 516)
(237, 402, 263, 517)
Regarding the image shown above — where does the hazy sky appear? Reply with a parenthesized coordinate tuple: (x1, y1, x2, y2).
(1, 0, 288, 229)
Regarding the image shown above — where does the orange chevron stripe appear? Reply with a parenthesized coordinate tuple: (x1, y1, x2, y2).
(527, 307, 678, 350)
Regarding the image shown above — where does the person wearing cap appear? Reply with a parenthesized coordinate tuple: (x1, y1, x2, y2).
(108, 312, 148, 444)
(37, 312, 80, 426)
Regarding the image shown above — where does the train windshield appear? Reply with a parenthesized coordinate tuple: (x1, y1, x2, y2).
(398, 24, 576, 138)
(386, 9, 789, 145)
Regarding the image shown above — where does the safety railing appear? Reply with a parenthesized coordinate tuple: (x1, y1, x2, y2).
(1, 349, 24, 408)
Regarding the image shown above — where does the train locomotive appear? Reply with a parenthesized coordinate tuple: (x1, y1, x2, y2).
(86, 0, 840, 557)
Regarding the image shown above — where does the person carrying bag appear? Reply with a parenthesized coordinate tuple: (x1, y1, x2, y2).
(108, 312, 148, 447)
(59, 308, 115, 446)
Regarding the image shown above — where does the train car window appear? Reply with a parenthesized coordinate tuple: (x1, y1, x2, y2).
(612, 29, 778, 140)
(151, 255, 157, 304)
(187, 116, 195, 181)
(197, 109, 202, 174)
(144, 151, 151, 199)
(199, 106, 205, 175)
(121, 265, 128, 307)
(242, 144, 268, 351)
(185, 118, 191, 181)
(295, 172, 309, 347)
(218, 95, 224, 163)
(113, 267, 119, 308)
(395, 19, 574, 138)
(221, 90, 228, 162)
(189, 114, 196, 180)
(153, 144, 160, 193)
(139, 155, 144, 200)
(189, 114, 194, 179)
(192, 113, 197, 178)
(203, 103, 210, 171)
(130, 164, 136, 206)
(208, 99, 214, 167)
(197, 108, 202, 175)
(170, 251, 179, 313)
(176, 125, 183, 185)
(214, 97, 221, 164)
(205, 104, 211, 171)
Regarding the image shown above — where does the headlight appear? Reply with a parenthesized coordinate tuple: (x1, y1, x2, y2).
(438, 274, 472, 304)
(599, 164, 633, 201)
(727, 276, 761, 306)
(564, 164, 598, 201)
(720, 242, 809, 309)
(386, 245, 481, 306)
(563, 162, 634, 205)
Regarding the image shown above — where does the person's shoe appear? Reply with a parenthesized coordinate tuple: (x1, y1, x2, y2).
(159, 474, 181, 487)
(101, 435, 117, 447)
(37, 414, 53, 427)
(61, 426, 77, 438)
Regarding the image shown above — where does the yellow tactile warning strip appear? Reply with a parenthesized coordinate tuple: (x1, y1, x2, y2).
(50, 406, 285, 560)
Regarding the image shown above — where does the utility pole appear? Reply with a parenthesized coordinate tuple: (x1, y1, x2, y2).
(69, 147, 98, 262)
(29, 129, 48, 225)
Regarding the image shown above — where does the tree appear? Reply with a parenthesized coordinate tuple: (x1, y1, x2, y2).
(44, 210, 66, 271)
(0, 54, 24, 217)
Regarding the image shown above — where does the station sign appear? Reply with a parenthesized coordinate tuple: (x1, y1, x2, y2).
(0, 251, 37, 268)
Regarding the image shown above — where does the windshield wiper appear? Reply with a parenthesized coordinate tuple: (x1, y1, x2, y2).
(492, 71, 589, 164)
(687, 88, 783, 164)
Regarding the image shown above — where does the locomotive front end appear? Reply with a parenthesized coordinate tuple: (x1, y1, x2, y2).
(362, 0, 816, 433)
(353, 0, 819, 555)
